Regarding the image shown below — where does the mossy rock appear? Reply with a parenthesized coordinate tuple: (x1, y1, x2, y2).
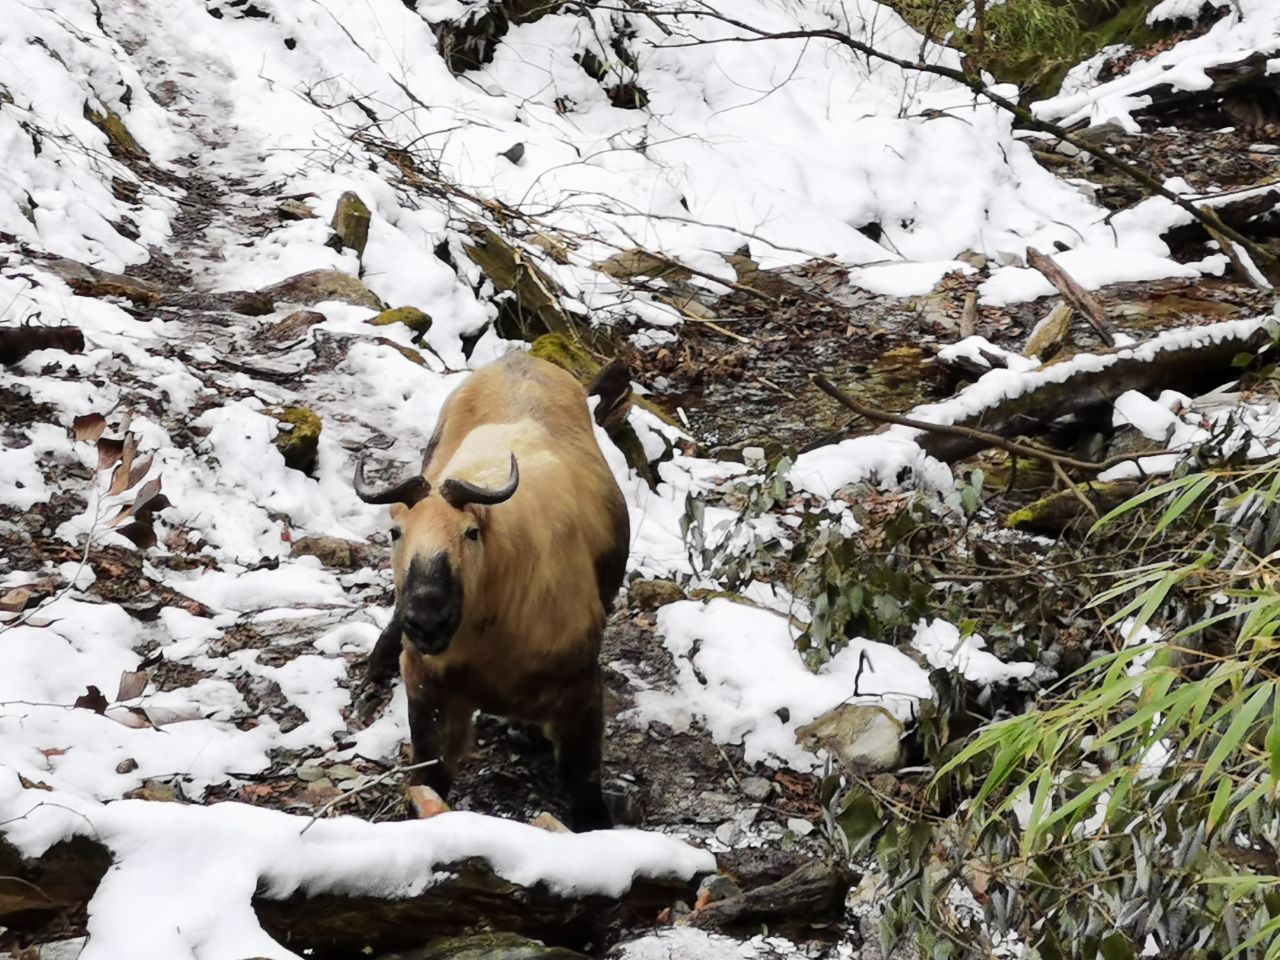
(369, 306, 433, 336)
(259, 269, 383, 310)
(330, 191, 371, 258)
(268, 406, 322, 475)
(463, 227, 589, 345)
(1006, 480, 1139, 535)
(84, 104, 146, 161)
(628, 578, 686, 612)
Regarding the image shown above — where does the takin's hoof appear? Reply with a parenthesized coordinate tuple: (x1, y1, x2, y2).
(405, 784, 450, 819)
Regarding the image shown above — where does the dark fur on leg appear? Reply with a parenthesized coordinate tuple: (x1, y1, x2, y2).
(549, 671, 611, 831)
(406, 690, 454, 798)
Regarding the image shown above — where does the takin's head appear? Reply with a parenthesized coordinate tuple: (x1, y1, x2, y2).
(354, 454, 519, 656)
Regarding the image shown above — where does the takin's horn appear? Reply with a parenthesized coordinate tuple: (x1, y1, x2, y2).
(440, 453, 519, 509)
(353, 454, 431, 506)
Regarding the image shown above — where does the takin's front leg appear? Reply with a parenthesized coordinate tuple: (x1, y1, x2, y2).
(403, 656, 473, 800)
(548, 668, 612, 832)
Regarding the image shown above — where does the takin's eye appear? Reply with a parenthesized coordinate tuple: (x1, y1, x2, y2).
(390, 527, 402, 543)
(464, 527, 480, 542)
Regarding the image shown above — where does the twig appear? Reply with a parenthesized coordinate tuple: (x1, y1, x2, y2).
(298, 759, 440, 835)
(1025, 248, 1115, 347)
(810, 374, 1178, 474)
(1051, 459, 1100, 519)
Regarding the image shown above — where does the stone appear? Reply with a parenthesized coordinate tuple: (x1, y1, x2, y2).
(259, 309, 326, 344)
(787, 817, 815, 837)
(368, 305, 433, 336)
(693, 873, 742, 911)
(413, 933, 586, 960)
(406, 783, 450, 819)
(48, 258, 162, 307)
(628, 578, 686, 612)
(1023, 301, 1073, 360)
(739, 776, 772, 802)
(259, 269, 383, 310)
(530, 811, 570, 832)
(278, 198, 316, 220)
(84, 105, 147, 161)
(289, 534, 368, 570)
(230, 290, 276, 316)
(795, 703, 904, 774)
(330, 190, 372, 257)
(713, 820, 742, 848)
(267, 406, 322, 475)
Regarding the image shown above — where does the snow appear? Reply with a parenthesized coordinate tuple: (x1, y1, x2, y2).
(850, 260, 975, 297)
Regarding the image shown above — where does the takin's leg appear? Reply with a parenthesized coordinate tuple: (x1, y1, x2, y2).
(366, 613, 404, 686)
(547, 667, 612, 831)
(402, 653, 474, 798)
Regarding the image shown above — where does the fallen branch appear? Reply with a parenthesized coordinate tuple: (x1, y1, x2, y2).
(811, 374, 1175, 474)
(684, 859, 855, 931)
(1025, 248, 1115, 346)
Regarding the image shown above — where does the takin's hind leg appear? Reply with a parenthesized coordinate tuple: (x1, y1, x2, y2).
(547, 670, 612, 832)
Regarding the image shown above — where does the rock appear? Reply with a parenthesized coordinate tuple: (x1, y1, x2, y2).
(267, 406, 322, 475)
(327, 764, 360, 781)
(714, 821, 743, 848)
(795, 704, 903, 774)
(83, 104, 147, 161)
(48, 258, 162, 306)
(330, 190, 372, 257)
(278, 198, 316, 220)
(115, 758, 138, 775)
(289, 534, 368, 570)
(463, 226, 582, 343)
(786, 817, 815, 838)
(406, 784, 450, 819)
(230, 290, 276, 316)
(739, 776, 772, 802)
(259, 309, 326, 344)
(530, 811, 570, 832)
(498, 142, 526, 165)
(368, 306, 433, 336)
(407, 933, 586, 960)
(628, 578, 686, 612)
(259, 269, 383, 310)
(123, 780, 180, 802)
(593, 247, 689, 282)
(1024, 301, 1073, 360)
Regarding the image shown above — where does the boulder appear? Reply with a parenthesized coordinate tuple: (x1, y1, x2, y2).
(330, 191, 372, 258)
(795, 704, 903, 774)
(258, 309, 326, 344)
(267, 406, 322, 474)
(628, 578, 686, 612)
(368, 306, 433, 336)
(259, 269, 383, 310)
(289, 534, 370, 570)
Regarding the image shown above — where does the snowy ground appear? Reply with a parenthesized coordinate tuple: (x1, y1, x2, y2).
(3, 0, 1280, 957)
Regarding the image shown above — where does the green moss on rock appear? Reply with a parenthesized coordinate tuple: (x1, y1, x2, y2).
(268, 406, 322, 475)
(84, 104, 146, 161)
(330, 191, 371, 258)
(369, 306, 433, 336)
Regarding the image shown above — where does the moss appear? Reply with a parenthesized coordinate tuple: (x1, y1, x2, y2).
(83, 105, 146, 161)
(330, 191, 371, 258)
(530, 333, 677, 428)
(268, 406, 322, 475)
(369, 306, 433, 336)
(1006, 480, 1138, 534)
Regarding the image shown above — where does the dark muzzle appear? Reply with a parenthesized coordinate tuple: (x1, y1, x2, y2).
(399, 552, 462, 656)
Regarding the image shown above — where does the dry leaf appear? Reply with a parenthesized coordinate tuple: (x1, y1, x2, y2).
(143, 704, 202, 727)
(106, 434, 138, 495)
(0, 878, 61, 918)
(73, 685, 108, 715)
(39, 747, 68, 759)
(96, 436, 125, 472)
(109, 707, 152, 729)
(17, 774, 52, 791)
(72, 412, 107, 441)
(115, 669, 148, 702)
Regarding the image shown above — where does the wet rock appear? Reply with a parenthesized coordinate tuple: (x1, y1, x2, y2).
(259, 309, 326, 344)
(84, 104, 146, 161)
(48, 258, 162, 307)
(259, 269, 383, 310)
(331, 190, 372, 257)
(278, 197, 316, 220)
(290, 534, 369, 570)
(795, 704, 903, 774)
(231, 290, 276, 316)
(368, 306, 433, 336)
(267, 405, 322, 474)
(400, 932, 586, 960)
(628, 578, 686, 612)
(739, 776, 772, 802)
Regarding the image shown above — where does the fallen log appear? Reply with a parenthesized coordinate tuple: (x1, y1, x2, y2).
(1, 833, 704, 959)
(683, 859, 855, 931)
(908, 318, 1278, 463)
(0, 325, 85, 366)
(254, 857, 698, 958)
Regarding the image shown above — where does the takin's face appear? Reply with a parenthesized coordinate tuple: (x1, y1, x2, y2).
(388, 497, 486, 657)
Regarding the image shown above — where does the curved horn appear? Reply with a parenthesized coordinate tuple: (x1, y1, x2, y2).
(441, 454, 519, 509)
(354, 454, 431, 506)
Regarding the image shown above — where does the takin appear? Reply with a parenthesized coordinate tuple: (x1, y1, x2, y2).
(354, 350, 630, 830)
